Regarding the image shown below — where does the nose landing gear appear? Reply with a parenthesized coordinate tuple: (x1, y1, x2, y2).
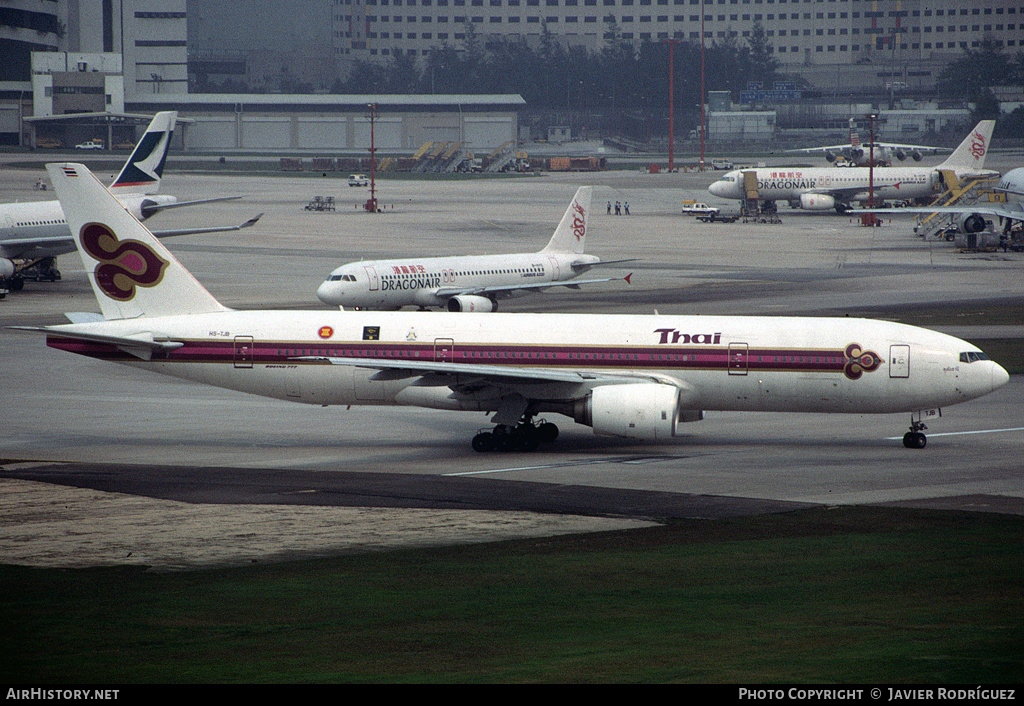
(903, 416, 928, 449)
(471, 419, 559, 452)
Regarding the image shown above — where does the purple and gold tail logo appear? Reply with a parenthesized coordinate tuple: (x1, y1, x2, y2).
(80, 222, 169, 301)
(844, 343, 881, 380)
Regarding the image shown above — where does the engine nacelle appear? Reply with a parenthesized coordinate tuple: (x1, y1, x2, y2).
(446, 295, 496, 313)
(959, 213, 988, 233)
(0, 258, 14, 280)
(895, 149, 907, 161)
(825, 151, 836, 163)
(116, 195, 176, 221)
(911, 150, 923, 161)
(799, 193, 836, 211)
(573, 383, 702, 440)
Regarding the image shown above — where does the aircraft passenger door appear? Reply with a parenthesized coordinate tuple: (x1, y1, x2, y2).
(233, 335, 254, 369)
(547, 255, 561, 280)
(728, 342, 748, 375)
(889, 344, 910, 378)
(363, 266, 379, 291)
(434, 338, 455, 363)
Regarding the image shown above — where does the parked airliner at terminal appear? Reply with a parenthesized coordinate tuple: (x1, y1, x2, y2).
(17, 163, 1008, 452)
(709, 121, 997, 213)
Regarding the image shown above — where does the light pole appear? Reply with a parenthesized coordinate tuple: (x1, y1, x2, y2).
(665, 38, 678, 172)
(366, 103, 378, 213)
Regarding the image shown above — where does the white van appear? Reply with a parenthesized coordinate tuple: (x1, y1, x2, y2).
(348, 174, 369, 186)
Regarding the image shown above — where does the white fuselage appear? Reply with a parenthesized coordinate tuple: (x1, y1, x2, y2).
(708, 166, 945, 206)
(317, 252, 600, 309)
(47, 310, 1008, 419)
(0, 194, 176, 260)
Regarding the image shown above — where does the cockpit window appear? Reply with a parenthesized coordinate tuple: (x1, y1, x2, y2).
(327, 274, 357, 282)
(959, 351, 990, 363)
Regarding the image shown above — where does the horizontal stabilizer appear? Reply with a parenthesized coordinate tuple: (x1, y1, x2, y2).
(9, 326, 184, 360)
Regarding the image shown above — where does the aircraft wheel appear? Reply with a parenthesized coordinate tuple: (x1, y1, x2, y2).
(472, 432, 495, 452)
(10, 277, 24, 292)
(537, 422, 559, 444)
(902, 432, 927, 449)
(515, 427, 540, 452)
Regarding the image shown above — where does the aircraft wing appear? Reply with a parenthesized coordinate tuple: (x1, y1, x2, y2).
(854, 204, 1024, 221)
(785, 144, 851, 154)
(870, 141, 942, 152)
(0, 214, 262, 251)
(149, 213, 263, 237)
(301, 355, 682, 395)
(434, 274, 631, 299)
(142, 195, 246, 215)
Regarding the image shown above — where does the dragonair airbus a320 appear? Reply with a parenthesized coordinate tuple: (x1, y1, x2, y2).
(710, 120, 997, 213)
(17, 163, 1009, 451)
(316, 187, 633, 312)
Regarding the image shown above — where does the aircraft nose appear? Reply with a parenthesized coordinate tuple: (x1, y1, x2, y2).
(708, 181, 725, 197)
(316, 280, 340, 306)
(992, 361, 1010, 391)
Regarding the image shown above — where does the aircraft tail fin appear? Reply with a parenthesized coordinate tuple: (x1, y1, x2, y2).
(938, 120, 995, 173)
(108, 111, 176, 195)
(541, 186, 592, 255)
(47, 162, 229, 320)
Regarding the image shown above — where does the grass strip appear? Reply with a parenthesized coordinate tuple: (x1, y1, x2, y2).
(2, 506, 1022, 683)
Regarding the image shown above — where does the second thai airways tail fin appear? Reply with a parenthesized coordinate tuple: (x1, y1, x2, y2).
(47, 162, 229, 321)
(541, 186, 592, 255)
(109, 111, 176, 195)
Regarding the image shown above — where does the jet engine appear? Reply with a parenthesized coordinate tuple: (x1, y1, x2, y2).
(895, 149, 907, 161)
(911, 150, 923, 161)
(0, 258, 14, 280)
(446, 295, 496, 312)
(825, 151, 836, 163)
(959, 213, 988, 234)
(799, 193, 837, 211)
(116, 194, 177, 221)
(572, 383, 702, 440)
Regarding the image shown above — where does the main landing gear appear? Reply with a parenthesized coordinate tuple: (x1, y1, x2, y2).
(903, 416, 928, 449)
(472, 419, 559, 452)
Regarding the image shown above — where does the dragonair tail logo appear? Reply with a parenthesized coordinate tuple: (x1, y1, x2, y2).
(970, 130, 988, 161)
(572, 200, 586, 241)
(80, 222, 169, 300)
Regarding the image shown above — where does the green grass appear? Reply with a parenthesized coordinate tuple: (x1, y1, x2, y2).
(2, 506, 1022, 683)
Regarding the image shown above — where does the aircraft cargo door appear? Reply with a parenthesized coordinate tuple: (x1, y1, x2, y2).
(546, 255, 561, 280)
(889, 344, 910, 378)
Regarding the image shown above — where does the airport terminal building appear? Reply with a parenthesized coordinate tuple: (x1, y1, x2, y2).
(331, 0, 1022, 91)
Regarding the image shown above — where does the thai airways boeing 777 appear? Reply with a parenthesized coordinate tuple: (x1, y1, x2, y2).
(316, 187, 633, 311)
(17, 163, 1009, 451)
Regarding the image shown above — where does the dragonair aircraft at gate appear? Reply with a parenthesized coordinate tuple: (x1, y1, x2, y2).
(18, 163, 1009, 451)
(709, 120, 997, 213)
(316, 187, 633, 311)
